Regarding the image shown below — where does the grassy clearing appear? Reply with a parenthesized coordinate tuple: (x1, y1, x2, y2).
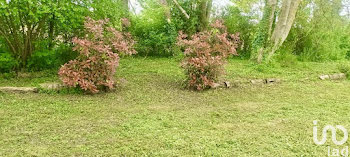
(0, 57, 350, 156)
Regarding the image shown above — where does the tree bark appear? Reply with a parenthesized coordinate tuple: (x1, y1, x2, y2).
(255, 0, 278, 63)
(254, 0, 301, 63)
(48, 13, 55, 50)
(0, 11, 47, 68)
(198, 0, 213, 31)
(267, 0, 278, 37)
(172, 0, 190, 19)
(268, 0, 301, 58)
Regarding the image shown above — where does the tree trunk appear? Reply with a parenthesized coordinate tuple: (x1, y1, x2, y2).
(172, 0, 190, 19)
(48, 13, 55, 50)
(254, 0, 301, 63)
(21, 27, 34, 68)
(198, 0, 213, 31)
(267, 0, 278, 37)
(268, 0, 301, 58)
(255, 0, 278, 63)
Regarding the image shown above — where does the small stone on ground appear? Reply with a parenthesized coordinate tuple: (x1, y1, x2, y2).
(251, 79, 265, 84)
(0, 87, 38, 93)
(39, 83, 63, 90)
(319, 73, 346, 80)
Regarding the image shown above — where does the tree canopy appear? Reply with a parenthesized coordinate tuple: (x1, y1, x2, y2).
(0, 0, 349, 71)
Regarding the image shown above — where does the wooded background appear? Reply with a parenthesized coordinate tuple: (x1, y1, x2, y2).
(0, 0, 349, 72)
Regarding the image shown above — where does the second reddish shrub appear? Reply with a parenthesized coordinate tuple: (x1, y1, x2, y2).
(177, 20, 240, 90)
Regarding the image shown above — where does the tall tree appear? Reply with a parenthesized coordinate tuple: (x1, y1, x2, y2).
(0, 0, 51, 67)
(268, 0, 301, 59)
(266, 0, 277, 37)
(198, 0, 213, 31)
(0, 0, 124, 68)
(253, 0, 302, 63)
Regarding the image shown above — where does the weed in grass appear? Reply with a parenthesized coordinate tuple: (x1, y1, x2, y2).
(338, 63, 350, 80)
(38, 86, 87, 95)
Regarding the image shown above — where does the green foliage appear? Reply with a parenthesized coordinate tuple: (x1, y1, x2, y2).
(131, 7, 178, 56)
(0, 52, 18, 73)
(0, 39, 17, 73)
(27, 50, 56, 71)
(26, 43, 78, 71)
(249, 1, 275, 61)
(55, 44, 80, 67)
(38, 86, 84, 95)
(338, 63, 350, 79)
(274, 51, 298, 68)
(222, 6, 256, 58)
(287, 0, 350, 61)
(170, 0, 201, 35)
(0, 72, 16, 79)
(234, 0, 261, 15)
(1, 0, 349, 73)
(0, 0, 126, 69)
(0, 0, 54, 66)
(90, 0, 129, 27)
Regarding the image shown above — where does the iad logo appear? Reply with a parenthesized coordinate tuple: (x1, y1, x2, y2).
(313, 120, 348, 145)
(313, 120, 349, 157)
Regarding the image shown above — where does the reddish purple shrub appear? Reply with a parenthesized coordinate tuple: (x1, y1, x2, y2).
(177, 20, 240, 91)
(59, 17, 136, 93)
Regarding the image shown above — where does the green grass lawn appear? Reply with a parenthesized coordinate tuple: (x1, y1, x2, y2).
(1, 57, 350, 156)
